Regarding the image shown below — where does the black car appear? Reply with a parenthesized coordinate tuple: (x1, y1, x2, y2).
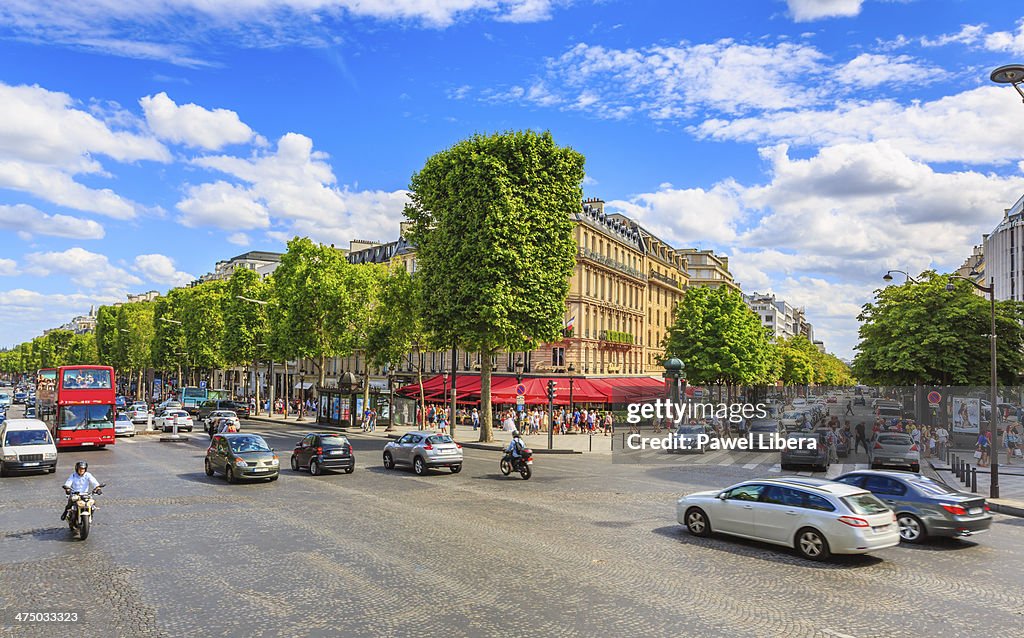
(290, 432, 355, 475)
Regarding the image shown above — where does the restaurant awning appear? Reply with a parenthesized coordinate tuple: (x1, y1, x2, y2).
(396, 374, 667, 405)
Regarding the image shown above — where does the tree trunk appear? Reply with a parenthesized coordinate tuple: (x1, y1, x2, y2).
(318, 354, 326, 401)
(136, 368, 143, 401)
(363, 364, 371, 429)
(416, 361, 425, 431)
(479, 350, 493, 442)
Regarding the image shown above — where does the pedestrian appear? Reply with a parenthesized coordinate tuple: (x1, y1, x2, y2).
(935, 425, 949, 459)
(471, 408, 480, 431)
(854, 421, 868, 454)
(845, 400, 854, 416)
(977, 431, 990, 467)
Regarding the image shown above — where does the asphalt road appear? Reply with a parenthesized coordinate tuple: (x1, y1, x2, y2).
(2, 407, 1023, 638)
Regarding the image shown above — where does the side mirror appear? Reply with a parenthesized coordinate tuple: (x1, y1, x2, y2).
(718, 492, 727, 500)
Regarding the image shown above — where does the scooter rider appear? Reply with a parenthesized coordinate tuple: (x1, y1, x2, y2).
(505, 430, 526, 465)
(62, 460, 100, 520)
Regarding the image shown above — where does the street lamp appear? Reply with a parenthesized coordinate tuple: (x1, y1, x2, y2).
(514, 355, 525, 430)
(567, 362, 576, 414)
(991, 64, 1024, 102)
(514, 355, 524, 384)
(882, 270, 920, 284)
(441, 371, 449, 432)
(947, 273, 1000, 499)
(297, 366, 306, 421)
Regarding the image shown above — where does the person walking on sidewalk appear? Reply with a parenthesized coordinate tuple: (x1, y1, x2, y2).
(935, 425, 949, 460)
(854, 421, 868, 454)
(845, 400, 854, 416)
(471, 408, 479, 431)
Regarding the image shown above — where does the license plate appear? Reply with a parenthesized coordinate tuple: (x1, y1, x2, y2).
(253, 467, 268, 472)
(23, 462, 39, 467)
(81, 442, 94, 446)
(872, 524, 890, 532)
(969, 507, 983, 515)
(332, 450, 345, 455)
(526, 460, 533, 465)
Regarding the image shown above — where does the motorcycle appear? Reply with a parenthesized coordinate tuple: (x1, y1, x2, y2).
(500, 448, 533, 480)
(65, 484, 105, 540)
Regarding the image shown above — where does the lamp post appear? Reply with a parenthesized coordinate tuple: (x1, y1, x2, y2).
(441, 371, 449, 432)
(991, 64, 1024, 102)
(514, 355, 525, 431)
(567, 362, 576, 415)
(297, 367, 306, 421)
(947, 274, 1000, 499)
(882, 270, 920, 284)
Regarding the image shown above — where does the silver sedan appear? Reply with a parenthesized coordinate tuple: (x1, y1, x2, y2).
(383, 432, 463, 475)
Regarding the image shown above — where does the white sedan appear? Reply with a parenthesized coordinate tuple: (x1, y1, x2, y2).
(156, 410, 194, 432)
(677, 477, 900, 561)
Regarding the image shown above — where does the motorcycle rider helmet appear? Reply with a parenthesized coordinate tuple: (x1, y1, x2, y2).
(75, 460, 88, 472)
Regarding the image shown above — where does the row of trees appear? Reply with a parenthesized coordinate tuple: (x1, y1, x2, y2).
(663, 285, 854, 395)
(0, 330, 98, 373)
(853, 272, 1024, 386)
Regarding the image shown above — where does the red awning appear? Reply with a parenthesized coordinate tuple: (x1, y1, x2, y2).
(395, 374, 667, 405)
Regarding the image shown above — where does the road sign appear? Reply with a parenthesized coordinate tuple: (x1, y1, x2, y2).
(927, 391, 942, 405)
(516, 395, 525, 406)
(199, 380, 207, 389)
(693, 389, 703, 399)
(516, 404, 524, 412)
(515, 384, 526, 396)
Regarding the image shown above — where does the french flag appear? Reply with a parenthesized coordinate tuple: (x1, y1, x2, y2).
(565, 315, 576, 331)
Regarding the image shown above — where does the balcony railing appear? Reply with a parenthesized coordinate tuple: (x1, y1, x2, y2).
(649, 270, 680, 288)
(578, 248, 647, 281)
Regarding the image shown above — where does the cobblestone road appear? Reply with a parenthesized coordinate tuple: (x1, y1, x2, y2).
(2, 418, 1023, 638)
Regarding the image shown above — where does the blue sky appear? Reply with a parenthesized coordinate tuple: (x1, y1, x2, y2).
(2, 0, 1024, 359)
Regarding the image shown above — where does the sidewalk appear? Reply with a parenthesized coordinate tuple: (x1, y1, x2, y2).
(928, 449, 1024, 518)
(242, 414, 596, 454)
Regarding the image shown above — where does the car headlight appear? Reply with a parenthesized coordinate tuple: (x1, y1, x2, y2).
(2, 454, 16, 461)
(234, 458, 248, 467)
(269, 457, 279, 465)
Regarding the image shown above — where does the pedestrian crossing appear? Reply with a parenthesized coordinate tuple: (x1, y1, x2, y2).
(674, 449, 869, 478)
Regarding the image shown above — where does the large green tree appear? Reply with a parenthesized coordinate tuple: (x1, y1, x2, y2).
(95, 305, 121, 368)
(222, 267, 269, 397)
(664, 286, 777, 397)
(117, 302, 155, 399)
(405, 130, 585, 441)
(854, 272, 1024, 385)
(152, 291, 188, 388)
(180, 281, 227, 376)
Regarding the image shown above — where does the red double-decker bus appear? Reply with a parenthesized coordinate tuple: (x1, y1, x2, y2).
(39, 365, 117, 449)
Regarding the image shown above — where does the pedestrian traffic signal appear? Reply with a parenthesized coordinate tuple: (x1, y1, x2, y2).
(547, 379, 557, 401)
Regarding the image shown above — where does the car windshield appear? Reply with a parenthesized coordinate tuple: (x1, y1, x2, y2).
(115, 414, 130, 421)
(228, 436, 271, 453)
(676, 426, 704, 435)
(427, 435, 454, 444)
(4, 429, 52, 446)
(59, 405, 114, 429)
(320, 435, 350, 448)
(782, 412, 802, 419)
(909, 477, 960, 496)
(878, 434, 912, 445)
(842, 493, 890, 515)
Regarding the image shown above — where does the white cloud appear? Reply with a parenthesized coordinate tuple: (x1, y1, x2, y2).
(23, 247, 142, 290)
(606, 182, 745, 246)
(227, 232, 250, 246)
(786, 0, 863, 22)
(694, 86, 1024, 165)
(140, 92, 254, 150)
(835, 53, 943, 89)
(186, 132, 409, 243)
(0, 288, 123, 347)
(920, 24, 985, 48)
(0, 259, 17, 276)
(984, 21, 1024, 55)
(176, 181, 271, 230)
(0, 82, 168, 218)
(133, 254, 194, 287)
(0, 203, 105, 239)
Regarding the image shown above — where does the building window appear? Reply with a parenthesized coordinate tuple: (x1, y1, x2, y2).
(552, 347, 565, 368)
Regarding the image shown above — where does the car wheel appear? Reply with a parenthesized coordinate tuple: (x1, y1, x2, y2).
(897, 513, 927, 543)
(795, 527, 831, 561)
(685, 507, 711, 537)
(450, 464, 462, 474)
(310, 460, 321, 476)
(204, 458, 214, 477)
(290, 456, 299, 472)
(344, 465, 354, 474)
(413, 457, 426, 475)
(226, 466, 236, 484)
(383, 452, 394, 470)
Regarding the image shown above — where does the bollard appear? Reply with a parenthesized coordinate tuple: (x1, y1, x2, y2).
(589, 434, 593, 452)
(953, 455, 959, 480)
(971, 467, 978, 493)
(961, 459, 968, 483)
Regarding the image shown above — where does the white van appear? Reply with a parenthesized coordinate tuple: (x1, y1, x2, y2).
(0, 419, 58, 476)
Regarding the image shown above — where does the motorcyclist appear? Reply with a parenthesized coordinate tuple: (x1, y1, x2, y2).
(62, 460, 100, 520)
(505, 430, 526, 466)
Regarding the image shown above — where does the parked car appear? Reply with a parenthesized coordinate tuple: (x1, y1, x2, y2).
(781, 431, 829, 472)
(791, 398, 807, 408)
(868, 432, 920, 473)
(780, 411, 807, 431)
(834, 470, 992, 543)
(205, 433, 279, 482)
(157, 410, 194, 432)
(0, 393, 10, 408)
(748, 419, 781, 449)
(291, 432, 355, 475)
(671, 424, 708, 453)
(0, 418, 58, 476)
(677, 477, 900, 560)
(114, 413, 136, 437)
(382, 431, 463, 475)
(127, 405, 149, 425)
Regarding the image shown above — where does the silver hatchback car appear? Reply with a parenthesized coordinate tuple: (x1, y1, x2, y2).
(869, 432, 920, 473)
(383, 432, 463, 475)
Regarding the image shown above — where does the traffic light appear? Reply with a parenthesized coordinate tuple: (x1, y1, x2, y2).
(547, 379, 557, 401)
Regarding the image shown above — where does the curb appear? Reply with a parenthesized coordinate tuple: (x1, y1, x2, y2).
(928, 458, 1024, 518)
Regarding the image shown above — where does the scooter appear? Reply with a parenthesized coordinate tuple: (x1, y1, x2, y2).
(65, 484, 106, 540)
(500, 449, 533, 480)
